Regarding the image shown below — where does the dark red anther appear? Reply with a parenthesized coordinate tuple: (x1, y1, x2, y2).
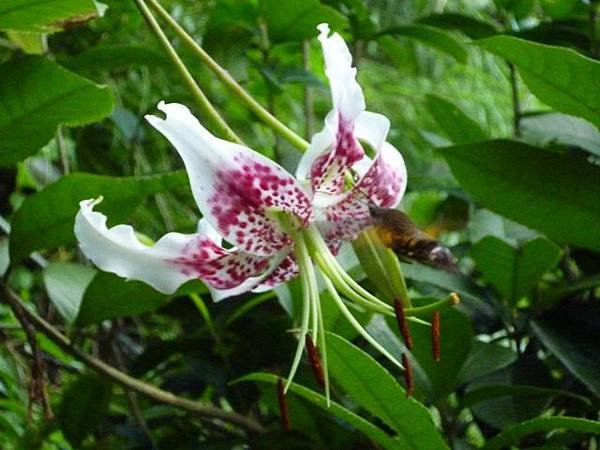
(305, 336, 325, 388)
(402, 353, 414, 397)
(393, 298, 413, 350)
(277, 377, 291, 432)
(432, 311, 441, 362)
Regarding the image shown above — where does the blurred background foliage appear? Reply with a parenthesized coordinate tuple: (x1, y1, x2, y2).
(1, 0, 600, 448)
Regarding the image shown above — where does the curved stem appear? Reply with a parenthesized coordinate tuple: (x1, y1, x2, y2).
(146, 0, 310, 152)
(285, 234, 313, 392)
(134, 0, 243, 145)
(0, 281, 264, 434)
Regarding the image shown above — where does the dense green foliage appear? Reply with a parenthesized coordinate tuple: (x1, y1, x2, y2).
(1, 0, 599, 449)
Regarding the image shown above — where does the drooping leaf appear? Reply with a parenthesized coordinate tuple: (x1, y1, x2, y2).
(237, 372, 402, 450)
(0, 56, 114, 166)
(417, 13, 499, 39)
(471, 236, 562, 305)
(532, 315, 600, 398)
(377, 24, 468, 63)
(76, 272, 170, 326)
(58, 372, 112, 447)
(424, 94, 487, 144)
(259, 0, 347, 43)
(0, 0, 98, 33)
(9, 171, 188, 263)
(326, 333, 449, 449)
(476, 36, 600, 129)
(43, 262, 96, 324)
(482, 417, 600, 450)
(521, 112, 600, 156)
(440, 140, 600, 251)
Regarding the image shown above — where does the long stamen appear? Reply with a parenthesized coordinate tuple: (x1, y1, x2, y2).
(315, 294, 331, 406)
(321, 272, 404, 370)
(285, 235, 313, 392)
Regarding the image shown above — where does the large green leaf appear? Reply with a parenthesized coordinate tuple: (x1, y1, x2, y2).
(457, 340, 517, 385)
(406, 303, 472, 401)
(477, 36, 600, 129)
(237, 373, 401, 450)
(9, 171, 188, 263)
(0, 0, 98, 33)
(424, 94, 487, 144)
(43, 262, 96, 324)
(440, 140, 600, 251)
(326, 333, 449, 449)
(0, 56, 114, 166)
(378, 24, 468, 63)
(521, 112, 600, 156)
(471, 236, 562, 305)
(76, 273, 170, 326)
(58, 372, 112, 447)
(259, 0, 347, 43)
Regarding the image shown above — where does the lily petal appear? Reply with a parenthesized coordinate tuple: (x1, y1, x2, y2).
(146, 102, 312, 256)
(75, 200, 273, 295)
(252, 254, 298, 292)
(317, 23, 365, 121)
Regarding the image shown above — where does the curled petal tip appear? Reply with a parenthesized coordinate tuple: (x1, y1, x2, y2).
(317, 23, 330, 36)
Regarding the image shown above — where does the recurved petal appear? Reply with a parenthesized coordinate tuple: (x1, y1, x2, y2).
(317, 23, 365, 121)
(251, 254, 299, 293)
(145, 102, 312, 256)
(316, 142, 407, 242)
(75, 200, 273, 295)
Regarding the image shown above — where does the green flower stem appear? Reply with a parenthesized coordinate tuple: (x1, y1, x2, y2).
(0, 281, 264, 434)
(285, 234, 313, 392)
(134, 0, 243, 145)
(146, 0, 310, 152)
(320, 273, 404, 370)
(315, 287, 330, 406)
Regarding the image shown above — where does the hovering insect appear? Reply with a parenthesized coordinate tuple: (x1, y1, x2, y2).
(368, 205, 460, 274)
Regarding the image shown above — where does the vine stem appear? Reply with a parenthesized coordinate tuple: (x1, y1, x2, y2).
(0, 281, 265, 435)
(145, 0, 310, 152)
(134, 0, 243, 145)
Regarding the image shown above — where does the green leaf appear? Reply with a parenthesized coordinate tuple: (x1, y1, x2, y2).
(424, 94, 487, 144)
(521, 112, 600, 156)
(460, 385, 591, 410)
(58, 372, 112, 447)
(76, 272, 169, 326)
(482, 417, 600, 450)
(63, 45, 168, 73)
(43, 262, 96, 324)
(236, 372, 401, 450)
(405, 303, 472, 400)
(0, 56, 114, 166)
(440, 139, 600, 251)
(476, 36, 600, 130)
(378, 24, 468, 63)
(0, 238, 9, 277)
(326, 333, 449, 449)
(9, 171, 188, 263)
(471, 236, 562, 305)
(532, 319, 600, 397)
(0, 0, 98, 33)
(457, 340, 517, 384)
(259, 0, 347, 43)
(417, 13, 499, 39)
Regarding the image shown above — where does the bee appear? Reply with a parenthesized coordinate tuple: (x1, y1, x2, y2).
(368, 205, 460, 273)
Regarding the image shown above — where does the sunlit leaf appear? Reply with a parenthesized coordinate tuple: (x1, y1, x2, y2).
(0, 0, 98, 33)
